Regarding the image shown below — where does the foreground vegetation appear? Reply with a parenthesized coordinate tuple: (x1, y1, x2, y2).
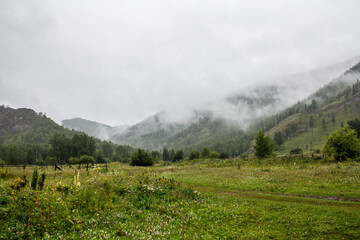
(1, 158, 360, 239)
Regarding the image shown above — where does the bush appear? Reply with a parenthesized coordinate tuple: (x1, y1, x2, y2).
(80, 155, 95, 165)
(55, 183, 72, 195)
(219, 152, 229, 159)
(10, 177, 26, 190)
(131, 149, 153, 166)
(189, 150, 200, 160)
(289, 148, 303, 155)
(201, 147, 210, 158)
(38, 173, 46, 191)
(0, 168, 8, 179)
(31, 169, 38, 190)
(209, 151, 219, 159)
(324, 125, 360, 161)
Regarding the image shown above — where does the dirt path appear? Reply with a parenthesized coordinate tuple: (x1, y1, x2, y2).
(193, 185, 360, 209)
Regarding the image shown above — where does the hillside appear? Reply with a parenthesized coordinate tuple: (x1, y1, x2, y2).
(55, 59, 360, 156)
(164, 116, 252, 156)
(262, 71, 360, 155)
(109, 111, 189, 149)
(0, 105, 74, 144)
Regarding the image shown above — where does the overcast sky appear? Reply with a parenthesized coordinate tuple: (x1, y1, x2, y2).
(1, 0, 360, 126)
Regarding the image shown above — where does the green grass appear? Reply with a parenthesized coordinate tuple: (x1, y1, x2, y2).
(1, 159, 360, 239)
(157, 158, 360, 199)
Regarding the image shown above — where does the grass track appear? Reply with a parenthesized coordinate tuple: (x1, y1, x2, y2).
(194, 185, 360, 209)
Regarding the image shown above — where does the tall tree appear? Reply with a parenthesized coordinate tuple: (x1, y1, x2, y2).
(173, 150, 183, 162)
(273, 131, 283, 146)
(201, 147, 210, 158)
(130, 149, 153, 166)
(162, 147, 170, 161)
(254, 130, 274, 158)
(348, 118, 360, 137)
(331, 112, 336, 125)
(50, 133, 71, 164)
(309, 115, 315, 128)
(102, 141, 114, 159)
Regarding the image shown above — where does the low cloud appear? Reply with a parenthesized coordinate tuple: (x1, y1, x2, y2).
(1, 0, 360, 126)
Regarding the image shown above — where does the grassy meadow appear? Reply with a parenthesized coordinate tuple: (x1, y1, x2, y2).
(1, 158, 360, 239)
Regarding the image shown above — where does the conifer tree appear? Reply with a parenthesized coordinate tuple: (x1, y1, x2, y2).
(254, 130, 274, 158)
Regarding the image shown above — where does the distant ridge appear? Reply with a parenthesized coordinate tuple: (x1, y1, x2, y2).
(62, 117, 129, 140)
(0, 105, 73, 144)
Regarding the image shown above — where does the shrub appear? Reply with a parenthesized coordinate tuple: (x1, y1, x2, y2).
(55, 183, 72, 194)
(131, 149, 153, 166)
(10, 177, 26, 190)
(289, 148, 303, 155)
(201, 147, 210, 158)
(219, 152, 229, 159)
(80, 155, 95, 165)
(31, 169, 38, 190)
(38, 173, 46, 191)
(209, 151, 219, 159)
(324, 125, 360, 161)
(189, 150, 200, 160)
(0, 168, 8, 179)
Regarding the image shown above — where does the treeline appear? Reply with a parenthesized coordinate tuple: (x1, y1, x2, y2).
(0, 132, 135, 166)
(0, 130, 230, 167)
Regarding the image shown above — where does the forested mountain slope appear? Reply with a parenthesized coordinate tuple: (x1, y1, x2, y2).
(260, 66, 360, 154)
(0, 105, 74, 144)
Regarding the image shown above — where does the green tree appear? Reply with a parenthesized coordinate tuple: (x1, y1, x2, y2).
(50, 133, 71, 164)
(26, 148, 35, 164)
(151, 150, 161, 159)
(309, 115, 315, 128)
(273, 131, 283, 146)
(95, 150, 106, 163)
(102, 141, 114, 159)
(254, 130, 274, 158)
(130, 149, 153, 166)
(162, 148, 170, 161)
(331, 112, 336, 125)
(169, 149, 175, 162)
(173, 150, 183, 162)
(348, 118, 360, 137)
(71, 133, 96, 158)
(189, 150, 200, 160)
(324, 125, 360, 161)
(322, 118, 327, 130)
(79, 155, 95, 165)
(201, 147, 210, 158)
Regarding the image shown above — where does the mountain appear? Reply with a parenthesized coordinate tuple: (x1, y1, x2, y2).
(62, 118, 129, 140)
(63, 57, 360, 156)
(109, 111, 193, 150)
(258, 62, 360, 154)
(0, 105, 73, 144)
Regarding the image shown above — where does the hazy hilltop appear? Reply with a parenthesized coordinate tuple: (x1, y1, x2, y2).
(62, 118, 129, 140)
(0, 105, 73, 144)
(1, 58, 360, 157)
